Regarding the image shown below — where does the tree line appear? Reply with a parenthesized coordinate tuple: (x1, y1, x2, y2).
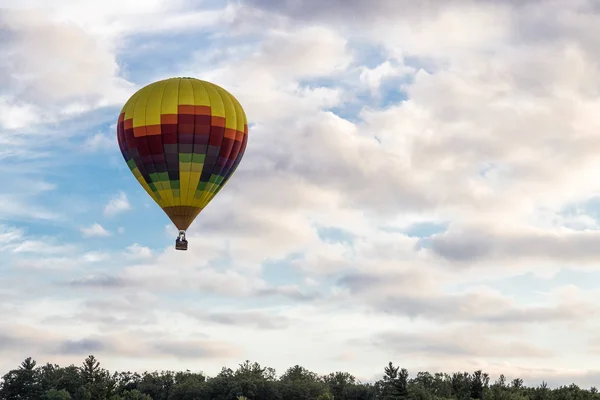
(0, 355, 595, 400)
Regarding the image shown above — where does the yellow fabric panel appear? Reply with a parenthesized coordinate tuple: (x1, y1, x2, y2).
(190, 79, 210, 106)
(197, 192, 217, 210)
(122, 90, 140, 120)
(229, 91, 248, 131)
(132, 85, 153, 129)
(157, 189, 172, 206)
(162, 183, 175, 208)
(179, 169, 191, 206)
(214, 85, 239, 130)
(154, 178, 171, 207)
(145, 80, 168, 127)
(161, 78, 180, 115)
(190, 162, 203, 173)
(202, 80, 225, 118)
(192, 190, 204, 208)
(197, 187, 212, 209)
(187, 171, 202, 207)
(178, 78, 194, 105)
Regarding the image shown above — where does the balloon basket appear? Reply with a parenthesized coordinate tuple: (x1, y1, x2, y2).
(175, 230, 188, 251)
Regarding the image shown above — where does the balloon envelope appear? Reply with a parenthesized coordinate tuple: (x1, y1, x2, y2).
(116, 77, 248, 231)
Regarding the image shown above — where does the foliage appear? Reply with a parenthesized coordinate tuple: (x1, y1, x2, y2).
(0, 356, 596, 400)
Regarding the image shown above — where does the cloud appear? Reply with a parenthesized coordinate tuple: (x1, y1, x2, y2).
(80, 223, 111, 238)
(81, 252, 110, 263)
(124, 243, 152, 260)
(105, 253, 318, 301)
(429, 225, 600, 267)
(11, 240, 75, 256)
(104, 192, 132, 216)
(0, 323, 239, 362)
(68, 274, 128, 289)
(59, 338, 107, 355)
(370, 325, 554, 359)
(43, 293, 161, 330)
(359, 60, 414, 95)
(0, 225, 23, 247)
(188, 24, 352, 123)
(0, 8, 133, 129)
(188, 309, 291, 330)
(255, 285, 319, 302)
(12, 256, 85, 271)
(248, 26, 352, 78)
(336, 266, 600, 326)
(242, 0, 514, 61)
(83, 132, 116, 152)
(375, 289, 597, 324)
(119, 263, 264, 296)
(0, 186, 61, 223)
(153, 340, 242, 359)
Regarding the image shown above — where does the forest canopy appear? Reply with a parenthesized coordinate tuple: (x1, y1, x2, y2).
(0, 355, 595, 400)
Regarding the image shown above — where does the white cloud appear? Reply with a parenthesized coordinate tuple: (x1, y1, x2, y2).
(11, 241, 75, 256)
(80, 223, 111, 238)
(0, 98, 38, 130)
(83, 132, 115, 152)
(104, 192, 131, 216)
(81, 251, 110, 263)
(0, 188, 61, 223)
(0, 9, 134, 129)
(359, 60, 414, 95)
(187, 24, 352, 124)
(0, 225, 24, 246)
(124, 243, 152, 260)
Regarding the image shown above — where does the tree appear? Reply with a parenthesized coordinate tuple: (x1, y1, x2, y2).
(343, 382, 377, 400)
(470, 370, 490, 400)
(168, 372, 207, 400)
(280, 365, 318, 383)
(113, 371, 141, 394)
(117, 389, 152, 400)
(44, 388, 72, 400)
(410, 372, 435, 400)
(531, 381, 550, 400)
(0, 357, 43, 400)
(279, 365, 325, 400)
(79, 355, 113, 400)
(450, 372, 471, 400)
(55, 365, 82, 398)
(317, 391, 334, 400)
(323, 371, 357, 400)
(231, 361, 279, 400)
(205, 367, 237, 400)
(380, 362, 409, 400)
(512, 379, 524, 390)
(39, 364, 62, 393)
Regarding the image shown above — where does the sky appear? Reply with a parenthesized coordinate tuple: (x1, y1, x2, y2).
(3, 0, 600, 389)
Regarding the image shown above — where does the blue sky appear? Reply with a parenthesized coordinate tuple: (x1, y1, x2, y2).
(3, 0, 600, 388)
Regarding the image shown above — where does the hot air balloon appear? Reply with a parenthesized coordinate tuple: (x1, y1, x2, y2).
(116, 77, 248, 250)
